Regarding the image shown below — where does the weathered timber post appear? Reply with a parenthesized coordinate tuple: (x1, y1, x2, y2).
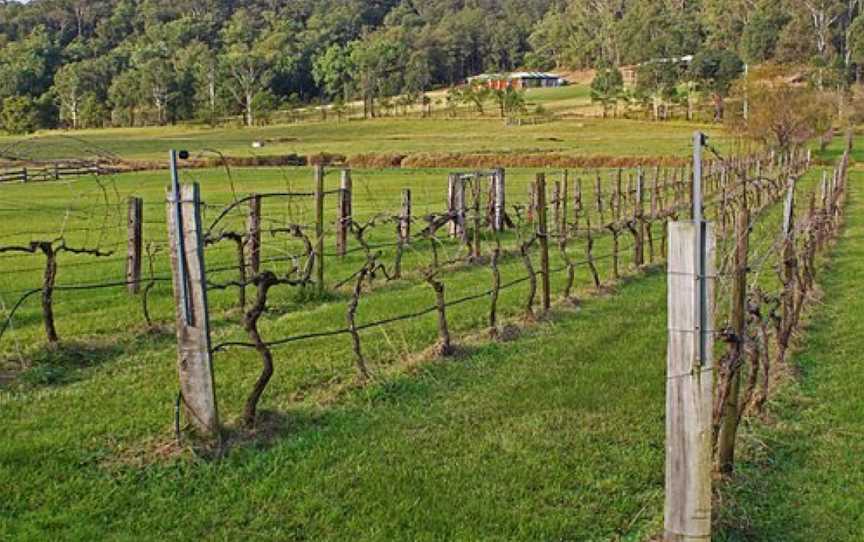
(400, 189, 411, 241)
(665, 133, 714, 542)
(776, 177, 798, 367)
(22, 167, 28, 183)
(314, 165, 326, 293)
(247, 194, 262, 275)
(493, 168, 506, 231)
(126, 196, 143, 294)
(448, 174, 458, 235)
(447, 174, 466, 239)
(337, 169, 352, 257)
(665, 221, 715, 542)
(535, 174, 551, 312)
(471, 175, 482, 259)
(166, 157, 219, 438)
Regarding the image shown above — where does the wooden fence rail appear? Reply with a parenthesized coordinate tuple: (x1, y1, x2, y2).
(0, 163, 109, 184)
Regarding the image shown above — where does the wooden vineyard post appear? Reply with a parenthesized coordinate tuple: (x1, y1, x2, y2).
(493, 168, 506, 232)
(126, 196, 143, 294)
(247, 194, 262, 276)
(448, 174, 466, 239)
(535, 174, 551, 312)
(665, 133, 714, 541)
(314, 165, 326, 293)
(166, 171, 219, 439)
(471, 175, 482, 259)
(665, 222, 715, 542)
(400, 189, 411, 241)
(337, 169, 352, 257)
(448, 174, 456, 236)
(649, 168, 659, 263)
(457, 176, 467, 242)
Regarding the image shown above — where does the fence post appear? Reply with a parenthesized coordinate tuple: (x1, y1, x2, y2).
(166, 166, 219, 439)
(665, 221, 715, 542)
(337, 169, 352, 257)
(493, 167, 506, 231)
(665, 133, 714, 541)
(126, 196, 143, 294)
(22, 167, 28, 183)
(314, 165, 326, 293)
(400, 188, 411, 242)
(247, 194, 262, 276)
(448, 174, 466, 238)
(535, 174, 551, 312)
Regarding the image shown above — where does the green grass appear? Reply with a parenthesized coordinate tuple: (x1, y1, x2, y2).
(0, 270, 672, 540)
(715, 165, 864, 541)
(0, 116, 853, 539)
(0, 143, 677, 538)
(0, 115, 728, 164)
(523, 85, 594, 114)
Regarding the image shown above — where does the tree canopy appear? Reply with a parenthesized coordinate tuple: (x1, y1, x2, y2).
(0, 0, 861, 132)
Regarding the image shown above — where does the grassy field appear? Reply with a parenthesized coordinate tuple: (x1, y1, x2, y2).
(0, 115, 857, 540)
(0, 158, 676, 539)
(0, 86, 731, 165)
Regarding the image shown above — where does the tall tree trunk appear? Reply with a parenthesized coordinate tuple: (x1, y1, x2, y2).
(245, 91, 254, 127)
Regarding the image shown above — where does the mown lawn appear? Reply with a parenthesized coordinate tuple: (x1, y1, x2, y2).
(0, 268, 671, 540)
(0, 156, 679, 539)
(0, 120, 847, 540)
(0, 115, 728, 164)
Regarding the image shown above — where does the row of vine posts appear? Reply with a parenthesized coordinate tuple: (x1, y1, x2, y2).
(664, 132, 850, 541)
(153, 142, 810, 450)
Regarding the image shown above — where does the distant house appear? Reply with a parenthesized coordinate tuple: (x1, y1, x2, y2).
(467, 72, 567, 90)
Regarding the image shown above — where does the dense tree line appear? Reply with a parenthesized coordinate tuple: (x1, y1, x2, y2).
(0, 0, 862, 133)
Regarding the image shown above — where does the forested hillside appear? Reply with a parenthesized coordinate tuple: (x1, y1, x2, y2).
(0, 0, 862, 132)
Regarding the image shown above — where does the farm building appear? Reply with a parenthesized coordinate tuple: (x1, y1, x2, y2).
(468, 72, 567, 90)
